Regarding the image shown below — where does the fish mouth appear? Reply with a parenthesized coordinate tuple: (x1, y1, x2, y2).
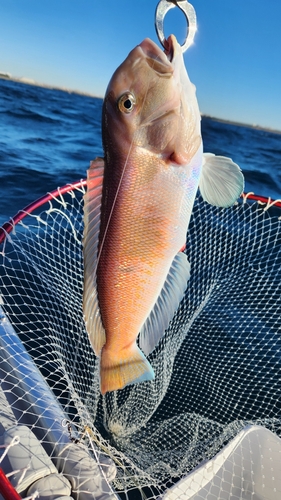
(136, 36, 182, 126)
(138, 38, 174, 75)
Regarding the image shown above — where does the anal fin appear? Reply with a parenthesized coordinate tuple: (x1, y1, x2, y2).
(139, 252, 190, 356)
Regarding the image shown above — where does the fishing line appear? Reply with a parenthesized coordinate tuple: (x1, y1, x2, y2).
(94, 48, 167, 338)
(95, 0, 197, 268)
(74, 45, 161, 388)
(95, 47, 167, 268)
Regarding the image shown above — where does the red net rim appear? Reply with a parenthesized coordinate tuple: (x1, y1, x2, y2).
(0, 467, 22, 500)
(0, 179, 86, 244)
(0, 181, 280, 244)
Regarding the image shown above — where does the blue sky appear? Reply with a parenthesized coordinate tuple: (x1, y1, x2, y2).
(1, 0, 281, 130)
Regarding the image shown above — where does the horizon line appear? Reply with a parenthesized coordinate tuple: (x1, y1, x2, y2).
(1, 74, 280, 135)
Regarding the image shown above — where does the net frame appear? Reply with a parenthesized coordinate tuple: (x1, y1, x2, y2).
(1, 182, 281, 246)
(0, 467, 22, 500)
(0, 180, 87, 245)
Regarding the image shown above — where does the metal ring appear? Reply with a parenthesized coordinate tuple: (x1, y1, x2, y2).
(155, 0, 197, 52)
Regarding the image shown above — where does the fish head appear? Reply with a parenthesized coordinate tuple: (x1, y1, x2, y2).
(102, 35, 202, 166)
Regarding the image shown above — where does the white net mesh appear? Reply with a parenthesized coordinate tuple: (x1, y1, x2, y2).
(0, 184, 281, 499)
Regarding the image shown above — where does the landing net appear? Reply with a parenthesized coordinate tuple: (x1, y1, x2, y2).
(0, 182, 280, 499)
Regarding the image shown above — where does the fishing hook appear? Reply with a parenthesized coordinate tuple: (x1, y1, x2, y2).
(155, 0, 197, 52)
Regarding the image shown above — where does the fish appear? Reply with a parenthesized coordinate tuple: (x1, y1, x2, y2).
(83, 35, 244, 395)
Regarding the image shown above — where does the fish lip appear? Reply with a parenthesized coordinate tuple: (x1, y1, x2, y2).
(138, 38, 173, 73)
(138, 36, 180, 73)
(164, 34, 177, 63)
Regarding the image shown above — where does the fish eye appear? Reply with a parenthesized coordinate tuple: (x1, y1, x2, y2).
(117, 92, 136, 114)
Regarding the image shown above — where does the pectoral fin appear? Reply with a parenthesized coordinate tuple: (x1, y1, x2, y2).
(199, 153, 244, 208)
(83, 157, 106, 356)
(139, 252, 190, 356)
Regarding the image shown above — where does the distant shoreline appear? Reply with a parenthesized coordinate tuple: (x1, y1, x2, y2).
(202, 115, 281, 135)
(1, 75, 280, 135)
(0, 74, 102, 99)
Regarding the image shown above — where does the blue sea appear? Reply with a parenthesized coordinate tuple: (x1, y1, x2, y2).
(0, 77, 280, 226)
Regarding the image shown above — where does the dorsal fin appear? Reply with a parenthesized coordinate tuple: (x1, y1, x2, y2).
(139, 252, 190, 356)
(83, 157, 106, 356)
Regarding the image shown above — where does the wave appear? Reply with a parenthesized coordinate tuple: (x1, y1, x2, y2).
(6, 108, 60, 124)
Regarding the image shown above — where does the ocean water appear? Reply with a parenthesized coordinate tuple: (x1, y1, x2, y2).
(0, 77, 280, 226)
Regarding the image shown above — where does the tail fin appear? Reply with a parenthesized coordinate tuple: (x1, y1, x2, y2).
(100, 345, 155, 395)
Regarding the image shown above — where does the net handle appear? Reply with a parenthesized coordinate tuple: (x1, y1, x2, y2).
(0, 184, 280, 245)
(0, 179, 87, 244)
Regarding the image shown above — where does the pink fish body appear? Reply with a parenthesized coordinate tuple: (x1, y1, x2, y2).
(83, 36, 244, 394)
